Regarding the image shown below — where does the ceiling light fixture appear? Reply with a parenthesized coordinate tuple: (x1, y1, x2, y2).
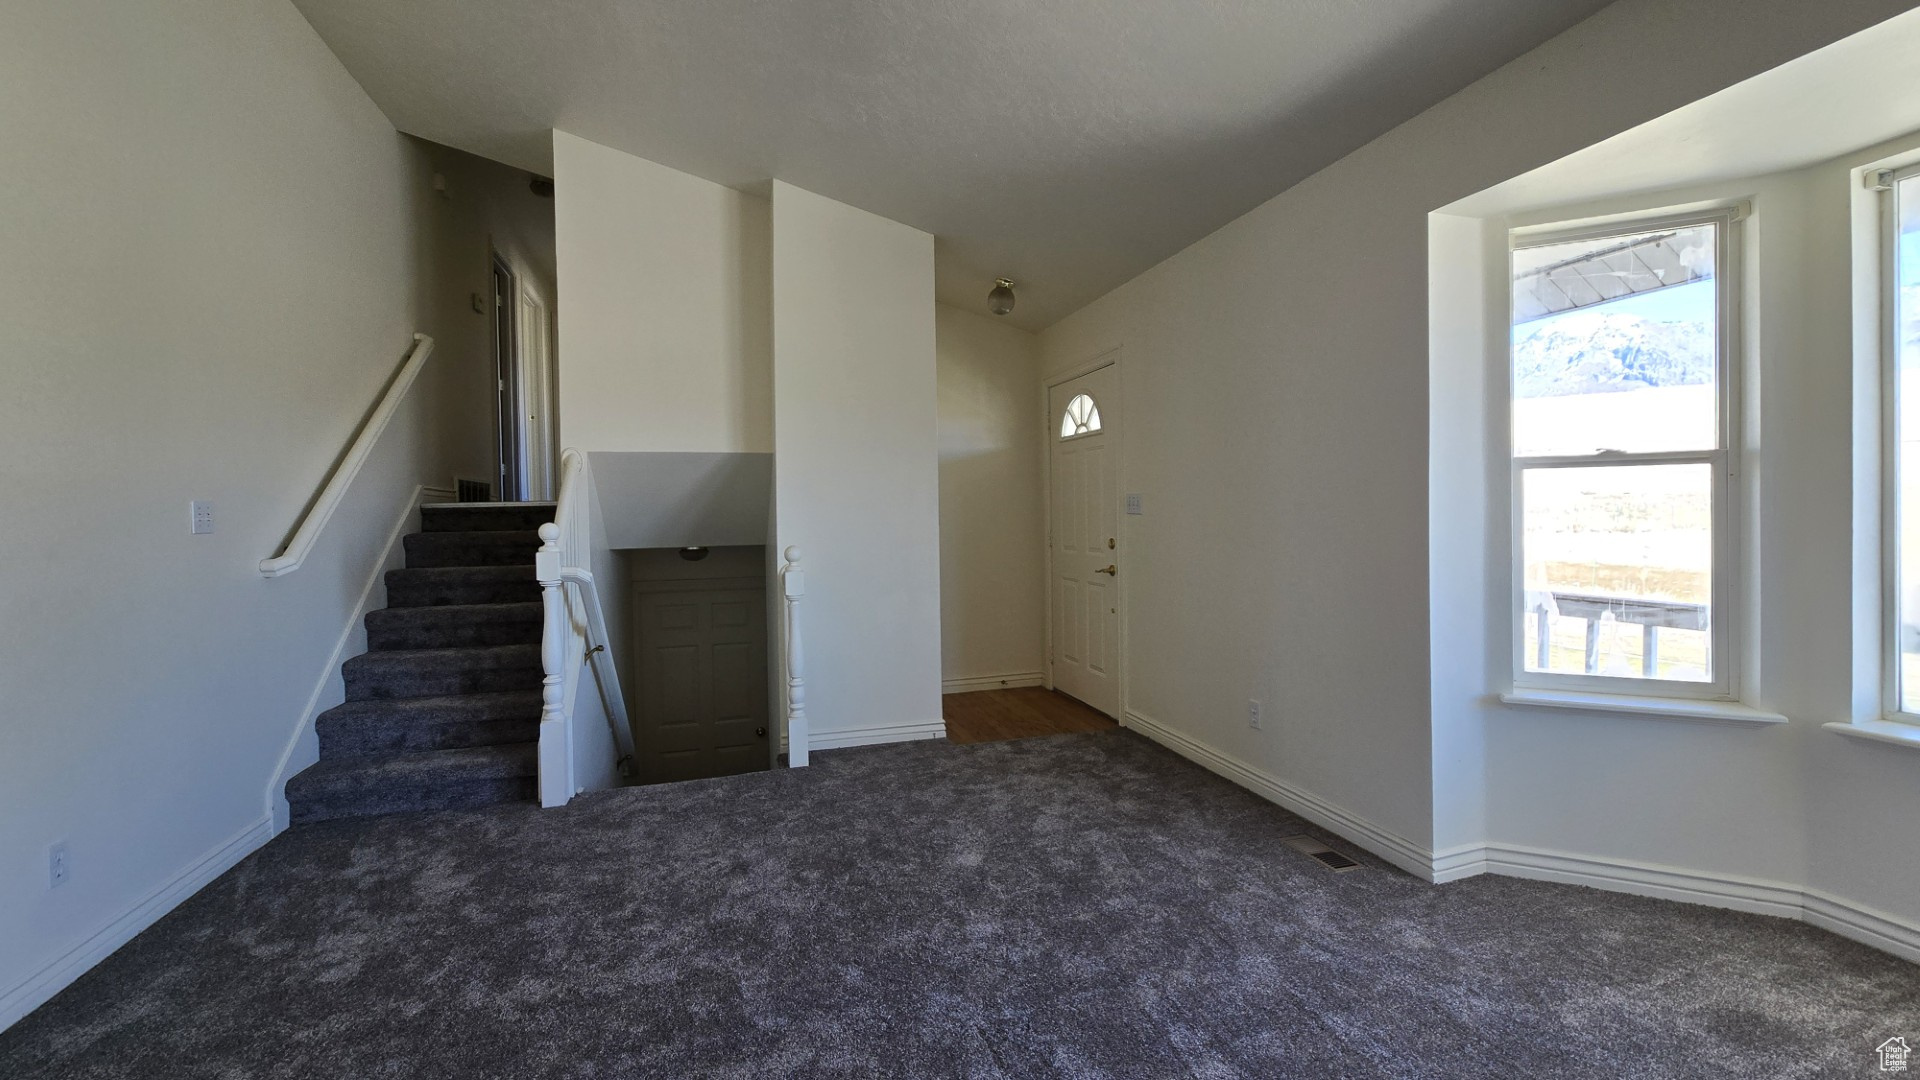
(988, 278, 1016, 316)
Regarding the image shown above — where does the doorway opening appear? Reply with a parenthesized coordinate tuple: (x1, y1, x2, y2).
(491, 252, 557, 501)
(414, 136, 558, 503)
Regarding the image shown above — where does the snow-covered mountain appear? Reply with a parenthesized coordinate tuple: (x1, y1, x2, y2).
(1514, 311, 1713, 398)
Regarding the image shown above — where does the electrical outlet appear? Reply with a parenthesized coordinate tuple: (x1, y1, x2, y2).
(49, 842, 69, 888)
(1248, 700, 1262, 730)
(190, 501, 215, 535)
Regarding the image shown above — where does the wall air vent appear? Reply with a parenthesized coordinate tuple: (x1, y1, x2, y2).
(455, 478, 493, 503)
(1279, 834, 1364, 872)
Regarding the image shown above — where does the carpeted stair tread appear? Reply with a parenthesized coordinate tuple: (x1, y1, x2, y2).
(316, 691, 542, 757)
(421, 503, 555, 533)
(284, 744, 538, 824)
(286, 524, 549, 823)
(365, 602, 542, 650)
(384, 565, 538, 608)
(402, 529, 542, 568)
(343, 643, 542, 700)
(295, 743, 537, 783)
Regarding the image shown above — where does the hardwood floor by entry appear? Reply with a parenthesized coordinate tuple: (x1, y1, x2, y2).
(942, 687, 1118, 744)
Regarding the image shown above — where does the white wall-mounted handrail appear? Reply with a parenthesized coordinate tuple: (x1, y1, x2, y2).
(261, 333, 435, 578)
(781, 546, 808, 768)
(536, 448, 635, 805)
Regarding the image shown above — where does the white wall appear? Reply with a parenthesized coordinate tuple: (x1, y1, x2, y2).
(554, 131, 772, 454)
(426, 140, 557, 302)
(772, 181, 943, 746)
(0, 0, 488, 1027)
(1425, 212, 1501, 854)
(588, 452, 773, 549)
(1037, 0, 1918, 867)
(936, 304, 1045, 690)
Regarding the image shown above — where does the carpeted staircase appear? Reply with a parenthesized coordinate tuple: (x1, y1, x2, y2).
(283, 502, 555, 824)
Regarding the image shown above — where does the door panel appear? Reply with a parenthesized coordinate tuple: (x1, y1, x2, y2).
(1059, 579, 1085, 665)
(634, 587, 770, 783)
(1048, 365, 1119, 717)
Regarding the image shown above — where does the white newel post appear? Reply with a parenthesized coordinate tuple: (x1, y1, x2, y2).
(535, 522, 571, 806)
(783, 546, 808, 768)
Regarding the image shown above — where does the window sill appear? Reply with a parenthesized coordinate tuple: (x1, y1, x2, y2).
(1821, 719, 1920, 752)
(1499, 688, 1788, 727)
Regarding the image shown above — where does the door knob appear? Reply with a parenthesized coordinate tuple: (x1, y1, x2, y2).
(1096, 565, 1117, 575)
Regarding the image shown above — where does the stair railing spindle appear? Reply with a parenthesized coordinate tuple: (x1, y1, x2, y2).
(782, 546, 808, 768)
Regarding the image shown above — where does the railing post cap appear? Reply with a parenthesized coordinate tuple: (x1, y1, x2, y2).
(784, 545, 802, 563)
(538, 522, 560, 542)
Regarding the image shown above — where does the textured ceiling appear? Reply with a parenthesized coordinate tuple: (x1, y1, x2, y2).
(292, 0, 1615, 329)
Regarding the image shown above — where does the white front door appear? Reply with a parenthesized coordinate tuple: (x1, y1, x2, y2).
(1049, 365, 1119, 717)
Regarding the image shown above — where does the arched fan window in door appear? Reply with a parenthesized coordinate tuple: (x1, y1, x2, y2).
(1059, 393, 1102, 439)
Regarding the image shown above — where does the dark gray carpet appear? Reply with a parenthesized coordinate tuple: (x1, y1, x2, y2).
(4, 732, 1916, 1079)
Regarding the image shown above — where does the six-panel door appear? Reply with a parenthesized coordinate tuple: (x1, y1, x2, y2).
(633, 587, 771, 783)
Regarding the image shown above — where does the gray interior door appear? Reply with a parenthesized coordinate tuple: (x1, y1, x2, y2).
(634, 587, 770, 783)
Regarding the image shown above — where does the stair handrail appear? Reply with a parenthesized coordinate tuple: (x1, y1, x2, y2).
(536, 448, 635, 805)
(261, 333, 435, 578)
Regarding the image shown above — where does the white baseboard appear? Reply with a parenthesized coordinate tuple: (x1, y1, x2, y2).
(1802, 889, 1920, 964)
(942, 672, 1046, 694)
(809, 719, 948, 751)
(0, 816, 272, 1032)
(1121, 708, 1920, 963)
(1122, 709, 1435, 880)
(1429, 844, 1491, 883)
(265, 484, 430, 831)
(1449, 843, 1920, 963)
(1472, 843, 1805, 917)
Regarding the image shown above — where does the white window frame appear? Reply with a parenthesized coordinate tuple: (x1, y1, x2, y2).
(1508, 206, 1742, 701)
(1881, 162, 1920, 726)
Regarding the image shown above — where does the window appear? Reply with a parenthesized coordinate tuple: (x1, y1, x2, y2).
(1060, 393, 1102, 438)
(1888, 168, 1920, 718)
(1510, 211, 1736, 698)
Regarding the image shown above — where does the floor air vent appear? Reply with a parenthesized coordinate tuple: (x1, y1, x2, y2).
(1280, 834, 1363, 872)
